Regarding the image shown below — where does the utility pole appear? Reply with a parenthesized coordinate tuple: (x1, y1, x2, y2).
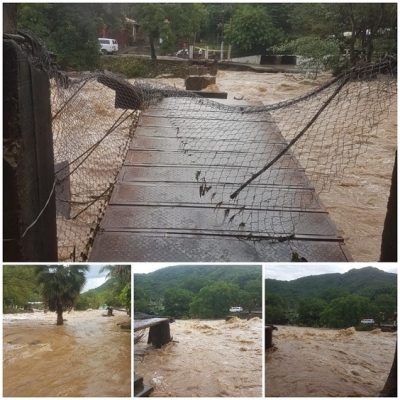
(220, 4, 225, 60)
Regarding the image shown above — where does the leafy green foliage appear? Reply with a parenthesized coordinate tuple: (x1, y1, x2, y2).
(163, 288, 194, 318)
(265, 267, 397, 329)
(181, 276, 215, 294)
(3, 266, 40, 307)
(228, 4, 285, 52)
(288, 3, 397, 62)
(189, 282, 240, 318)
(244, 279, 263, 308)
(17, 3, 126, 70)
(274, 36, 341, 78)
(135, 265, 262, 298)
(320, 295, 372, 328)
(116, 283, 131, 313)
(134, 265, 262, 319)
(76, 266, 131, 311)
(35, 265, 89, 325)
(298, 298, 327, 326)
(128, 3, 207, 57)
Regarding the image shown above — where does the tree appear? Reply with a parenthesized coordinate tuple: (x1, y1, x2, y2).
(275, 36, 341, 78)
(181, 276, 215, 294)
(100, 265, 131, 288)
(129, 3, 207, 59)
(99, 265, 131, 309)
(265, 305, 287, 324)
(373, 294, 397, 322)
(117, 283, 131, 315)
(35, 265, 89, 325)
(297, 297, 327, 326)
(289, 3, 397, 63)
(320, 295, 372, 328)
(228, 4, 285, 53)
(244, 279, 262, 308)
(17, 4, 126, 70)
(3, 266, 38, 308)
(189, 282, 240, 318)
(163, 288, 194, 318)
(133, 287, 151, 314)
(317, 287, 350, 303)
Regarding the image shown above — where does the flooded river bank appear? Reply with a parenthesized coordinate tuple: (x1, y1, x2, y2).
(134, 317, 262, 397)
(3, 309, 131, 397)
(265, 325, 397, 397)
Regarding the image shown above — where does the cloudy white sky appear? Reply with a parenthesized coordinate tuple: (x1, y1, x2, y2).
(264, 263, 398, 281)
(130, 263, 398, 280)
(82, 265, 109, 292)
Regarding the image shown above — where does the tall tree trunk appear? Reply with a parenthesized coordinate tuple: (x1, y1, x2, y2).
(149, 32, 157, 60)
(56, 306, 64, 325)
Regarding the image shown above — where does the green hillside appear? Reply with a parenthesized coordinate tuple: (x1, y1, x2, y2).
(134, 264, 262, 319)
(89, 277, 117, 293)
(135, 264, 262, 297)
(265, 267, 397, 328)
(265, 267, 397, 304)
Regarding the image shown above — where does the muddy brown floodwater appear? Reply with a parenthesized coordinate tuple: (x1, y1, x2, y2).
(134, 317, 262, 397)
(3, 309, 131, 397)
(151, 70, 397, 261)
(265, 325, 397, 397)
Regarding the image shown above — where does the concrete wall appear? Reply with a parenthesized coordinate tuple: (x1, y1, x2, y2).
(230, 55, 262, 64)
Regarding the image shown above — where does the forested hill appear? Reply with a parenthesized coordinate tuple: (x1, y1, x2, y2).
(265, 267, 397, 304)
(135, 264, 262, 296)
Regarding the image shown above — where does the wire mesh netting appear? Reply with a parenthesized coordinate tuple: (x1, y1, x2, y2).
(6, 32, 397, 261)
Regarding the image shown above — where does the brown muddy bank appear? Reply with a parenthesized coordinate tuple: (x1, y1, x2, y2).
(134, 317, 262, 397)
(265, 325, 397, 397)
(3, 309, 131, 397)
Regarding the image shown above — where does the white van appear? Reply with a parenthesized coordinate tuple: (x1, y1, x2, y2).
(98, 38, 118, 55)
(229, 307, 243, 313)
(360, 319, 375, 324)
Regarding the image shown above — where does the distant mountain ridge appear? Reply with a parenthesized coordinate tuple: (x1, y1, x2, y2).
(135, 264, 262, 296)
(86, 277, 116, 293)
(265, 267, 397, 304)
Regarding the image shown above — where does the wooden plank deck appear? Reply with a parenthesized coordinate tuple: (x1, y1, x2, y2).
(89, 98, 352, 262)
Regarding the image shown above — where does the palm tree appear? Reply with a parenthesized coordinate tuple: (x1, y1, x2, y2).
(35, 265, 89, 325)
(99, 265, 131, 288)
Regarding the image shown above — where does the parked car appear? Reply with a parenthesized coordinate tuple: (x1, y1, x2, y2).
(229, 307, 243, 313)
(360, 318, 375, 324)
(98, 38, 118, 55)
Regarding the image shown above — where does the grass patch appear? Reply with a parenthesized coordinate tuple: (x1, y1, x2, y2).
(100, 56, 188, 79)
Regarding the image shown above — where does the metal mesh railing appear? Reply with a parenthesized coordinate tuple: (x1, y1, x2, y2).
(7, 31, 397, 260)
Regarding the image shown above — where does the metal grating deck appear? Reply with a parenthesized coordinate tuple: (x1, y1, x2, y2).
(89, 98, 352, 262)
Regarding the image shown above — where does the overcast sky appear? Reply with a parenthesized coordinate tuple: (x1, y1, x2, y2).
(264, 263, 398, 281)
(130, 263, 398, 280)
(82, 265, 109, 292)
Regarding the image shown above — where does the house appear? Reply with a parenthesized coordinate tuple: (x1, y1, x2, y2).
(101, 17, 144, 48)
